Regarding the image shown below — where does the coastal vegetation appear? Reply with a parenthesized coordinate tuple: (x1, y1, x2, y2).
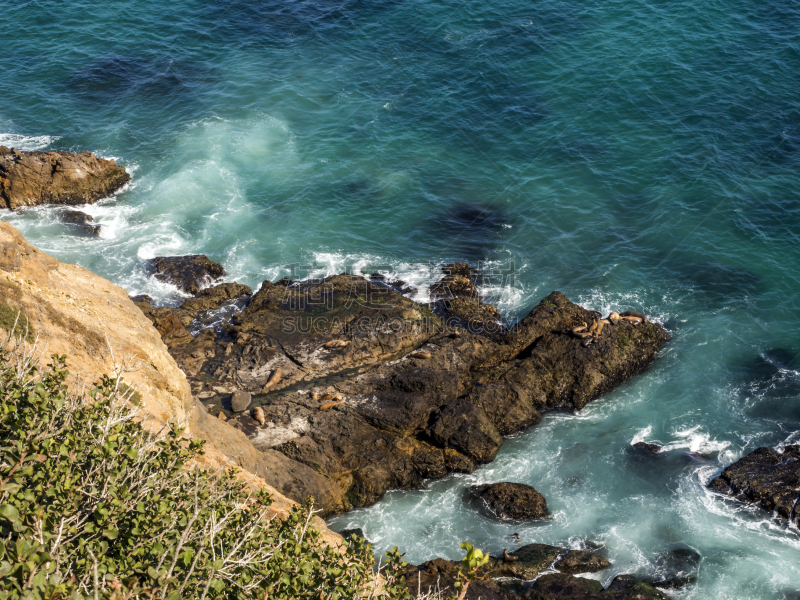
(0, 332, 409, 600)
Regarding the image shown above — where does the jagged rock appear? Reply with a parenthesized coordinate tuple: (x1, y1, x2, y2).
(404, 544, 658, 600)
(130, 294, 153, 305)
(147, 255, 225, 295)
(431, 262, 502, 335)
(143, 269, 669, 515)
(631, 442, 663, 455)
(426, 397, 504, 463)
(0, 146, 129, 210)
(189, 399, 346, 514)
(61, 209, 101, 236)
(489, 544, 563, 580)
(557, 549, 611, 574)
(532, 573, 604, 596)
(469, 482, 549, 520)
(231, 390, 252, 413)
(178, 282, 251, 313)
(708, 445, 800, 526)
(603, 575, 671, 599)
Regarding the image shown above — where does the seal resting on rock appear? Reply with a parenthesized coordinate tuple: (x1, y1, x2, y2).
(502, 549, 519, 563)
(324, 340, 350, 349)
(320, 400, 345, 410)
(411, 351, 432, 359)
(261, 367, 282, 392)
(250, 406, 267, 425)
(621, 311, 648, 323)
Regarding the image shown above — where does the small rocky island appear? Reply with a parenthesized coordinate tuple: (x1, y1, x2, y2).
(0, 146, 129, 210)
(134, 253, 670, 517)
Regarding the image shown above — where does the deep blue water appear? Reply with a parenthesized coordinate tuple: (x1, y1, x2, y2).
(2, 1, 800, 597)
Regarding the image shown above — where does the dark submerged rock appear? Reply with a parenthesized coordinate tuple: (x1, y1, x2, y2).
(631, 442, 663, 455)
(0, 146, 129, 210)
(469, 482, 549, 521)
(708, 445, 800, 527)
(147, 255, 225, 295)
(61, 209, 101, 236)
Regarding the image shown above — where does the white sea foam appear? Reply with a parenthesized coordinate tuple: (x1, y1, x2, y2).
(631, 425, 655, 446)
(0, 133, 59, 151)
(661, 425, 732, 456)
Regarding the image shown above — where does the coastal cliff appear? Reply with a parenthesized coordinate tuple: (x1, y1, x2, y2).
(0, 221, 339, 543)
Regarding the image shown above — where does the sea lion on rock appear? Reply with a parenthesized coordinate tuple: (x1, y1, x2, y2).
(595, 319, 610, 337)
(503, 549, 519, 563)
(250, 406, 267, 425)
(320, 400, 345, 410)
(571, 322, 588, 334)
(620, 316, 643, 325)
(621, 311, 648, 323)
(261, 367, 283, 392)
(588, 319, 598, 334)
(319, 393, 342, 402)
(608, 311, 621, 324)
(324, 340, 351, 349)
(411, 351, 432, 359)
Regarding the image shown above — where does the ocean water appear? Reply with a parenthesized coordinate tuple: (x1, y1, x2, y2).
(2, 0, 800, 597)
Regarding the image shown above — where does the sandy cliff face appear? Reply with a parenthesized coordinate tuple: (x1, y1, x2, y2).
(0, 221, 339, 541)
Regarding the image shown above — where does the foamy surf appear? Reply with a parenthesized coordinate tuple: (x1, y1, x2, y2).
(0, 133, 59, 151)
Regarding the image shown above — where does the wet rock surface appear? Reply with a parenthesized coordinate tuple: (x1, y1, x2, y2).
(61, 209, 101, 236)
(404, 543, 666, 600)
(0, 146, 130, 210)
(135, 265, 669, 517)
(708, 445, 800, 527)
(469, 482, 549, 521)
(631, 442, 662, 455)
(147, 255, 225, 295)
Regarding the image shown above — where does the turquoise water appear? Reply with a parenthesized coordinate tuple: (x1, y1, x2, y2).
(2, 1, 800, 596)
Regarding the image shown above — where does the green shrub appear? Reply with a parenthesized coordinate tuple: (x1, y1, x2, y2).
(0, 303, 34, 344)
(0, 343, 408, 600)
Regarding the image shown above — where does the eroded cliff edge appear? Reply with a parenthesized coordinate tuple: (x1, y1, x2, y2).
(0, 222, 339, 544)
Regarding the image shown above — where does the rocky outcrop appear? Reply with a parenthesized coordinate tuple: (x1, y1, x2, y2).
(61, 209, 101, 236)
(140, 263, 669, 516)
(469, 482, 549, 521)
(404, 544, 667, 600)
(431, 261, 502, 335)
(147, 255, 225, 295)
(708, 445, 800, 527)
(0, 146, 130, 210)
(0, 222, 343, 546)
